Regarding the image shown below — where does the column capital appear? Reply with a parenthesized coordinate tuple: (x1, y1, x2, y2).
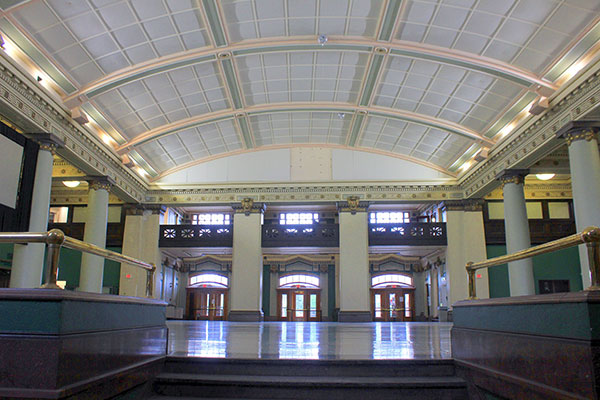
(443, 199, 484, 212)
(123, 203, 164, 216)
(24, 132, 64, 154)
(231, 197, 266, 216)
(85, 175, 115, 192)
(496, 169, 529, 186)
(555, 121, 600, 145)
(337, 195, 369, 214)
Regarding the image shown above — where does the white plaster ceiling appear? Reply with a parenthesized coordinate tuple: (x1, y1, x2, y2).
(1, 0, 599, 181)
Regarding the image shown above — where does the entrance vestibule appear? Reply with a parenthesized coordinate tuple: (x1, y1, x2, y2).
(276, 274, 322, 321)
(185, 273, 229, 321)
(370, 273, 415, 321)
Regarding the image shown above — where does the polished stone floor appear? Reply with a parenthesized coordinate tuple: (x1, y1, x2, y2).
(167, 321, 452, 360)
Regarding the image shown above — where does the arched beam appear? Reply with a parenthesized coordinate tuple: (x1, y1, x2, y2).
(115, 102, 494, 153)
(150, 143, 458, 182)
(63, 38, 557, 104)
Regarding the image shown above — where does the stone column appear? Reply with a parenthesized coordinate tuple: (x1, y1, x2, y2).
(78, 177, 113, 293)
(444, 200, 489, 306)
(498, 170, 535, 296)
(229, 198, 265, 321)
(119, 205, 162, 298)
(10, 133, 63, 288)
(559, 124, 600, 288)
(337, 196, 371, 322)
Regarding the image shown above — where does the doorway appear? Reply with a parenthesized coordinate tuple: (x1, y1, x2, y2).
(277, 288, 321, 321)
(371, 288, 414, 321)
(185, 273, 229, 320)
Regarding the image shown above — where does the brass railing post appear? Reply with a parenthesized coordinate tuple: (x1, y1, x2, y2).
(146, 264, 156, 298)
(582, 227, 600, 291)
(466, 262, 477, 300)
(40, 229, 65, 289)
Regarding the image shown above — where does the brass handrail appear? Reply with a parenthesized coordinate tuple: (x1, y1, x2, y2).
(0, 229, 156, 297)
(466, 226, 600, 299)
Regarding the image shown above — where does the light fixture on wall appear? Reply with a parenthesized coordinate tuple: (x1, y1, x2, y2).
(535, 173, 555, 181)
(62, 181, 81, 188)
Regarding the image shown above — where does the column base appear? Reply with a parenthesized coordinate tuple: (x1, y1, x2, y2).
(338, 311, 372, 322)
(228, 310, 264, 322)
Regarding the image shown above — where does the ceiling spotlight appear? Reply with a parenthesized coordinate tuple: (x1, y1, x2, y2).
(0, 34, 4, 50)
(62, 181, 81, 188)
(318, 34, 328, 46)
(536, 173, 555, 181)
(337, 113, 345, 119)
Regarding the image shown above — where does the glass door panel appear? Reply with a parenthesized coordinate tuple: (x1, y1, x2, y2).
(281, 294, 288, 320)
(295, 293, 304, 318)
(310, 294, 317, 318)
(389, 293, 396, 319)
(404, 293, 411, 319)
(374, 294, 381, 319)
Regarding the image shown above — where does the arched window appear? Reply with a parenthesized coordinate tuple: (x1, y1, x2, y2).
(189, 273, 229, 288)
(371, 273, 413, 288)
(279, 274, 319, 289)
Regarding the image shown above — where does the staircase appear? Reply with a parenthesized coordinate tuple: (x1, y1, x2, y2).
(147, 356, 468, 399)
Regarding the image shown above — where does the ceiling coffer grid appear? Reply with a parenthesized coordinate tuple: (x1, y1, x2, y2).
(10, 0, 212, 86)
(1, 0, 598, 179)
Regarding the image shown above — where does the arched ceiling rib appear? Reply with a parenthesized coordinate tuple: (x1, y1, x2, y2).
(115, 103, 494, 152)
(64, 39, 556, 104)
(150, 143, 458, 182)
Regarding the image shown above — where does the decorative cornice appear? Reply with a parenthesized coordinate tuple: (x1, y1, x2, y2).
(443, 199, 484, 212)
(123, 203, 164, 216)
(460, 66, 600, 199)
(337, 196, 369, 214)
(497, 169, 529, 186)
(144, 183, 463, 205)
(25, 132, 64, 154)
(231, 198, 266, 215)
(0, 56, 147, 203)
(562, 127, 598, 145)
(86, 175, 115, 192)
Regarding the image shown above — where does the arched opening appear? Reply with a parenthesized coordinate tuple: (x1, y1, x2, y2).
(186, 273, 229, 321)
(277, 274, 321, 322)
(370, 273, 415, 322)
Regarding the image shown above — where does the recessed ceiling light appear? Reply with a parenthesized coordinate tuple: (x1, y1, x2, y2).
(62, 181, 80, 188)
(536, 173, 555, 181)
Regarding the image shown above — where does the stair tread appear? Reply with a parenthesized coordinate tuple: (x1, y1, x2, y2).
(155, 372, 466, 387)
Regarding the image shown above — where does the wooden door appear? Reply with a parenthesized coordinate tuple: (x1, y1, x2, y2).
(277, 289, 321, 321)
(186, 288, 228, 320)
(371, 288, 415, 321)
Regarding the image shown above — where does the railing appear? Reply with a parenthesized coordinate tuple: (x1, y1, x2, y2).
(0, 229, 156, 297)
(262, 224, 339, 247)
(369, 222, 447, 246)
(159, 224, 233, 247)
(466, 226, 600, 299)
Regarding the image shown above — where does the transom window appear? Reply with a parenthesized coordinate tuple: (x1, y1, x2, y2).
(190, 273, 229, 288)
(192, 213, 231, 225)
(371, 274, 413, 288)
(279, 212, 319, 225)
(279, 274, 320, 288)
(369, 212, 410, 224)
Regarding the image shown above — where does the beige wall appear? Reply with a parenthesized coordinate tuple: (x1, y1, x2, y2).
(338, 211, 370, 312)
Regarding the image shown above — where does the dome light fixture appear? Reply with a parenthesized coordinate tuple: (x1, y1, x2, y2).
(318, 34, 328, 46)
(62, 180, 81, 188)
(535, 173, 555, 181)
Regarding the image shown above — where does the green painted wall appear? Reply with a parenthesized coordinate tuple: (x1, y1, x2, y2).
(262, 265, 270, 316)
(487, 245, 582, 297)
(0, 243, 13, 268)
(56, 246, 121, 293)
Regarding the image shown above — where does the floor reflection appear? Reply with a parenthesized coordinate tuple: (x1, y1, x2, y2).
(167, 321, 451, 360)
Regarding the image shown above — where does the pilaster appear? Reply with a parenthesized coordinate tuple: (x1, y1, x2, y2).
(337, 196, 371, 322)
(229, 198, 265, 321)
(10, 133, 63, 288)
(557, 122, 600, 288)
(498, 169, 535, 296)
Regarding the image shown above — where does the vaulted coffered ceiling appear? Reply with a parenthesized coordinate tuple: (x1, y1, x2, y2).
(0, 0, 599, 183)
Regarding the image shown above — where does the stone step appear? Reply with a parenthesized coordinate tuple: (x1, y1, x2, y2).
(162, 357, 457, 378)
(152, 372, 468, 400)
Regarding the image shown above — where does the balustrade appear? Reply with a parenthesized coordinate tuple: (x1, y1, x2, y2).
(368, 222, 447, 246)
(159, 224, 233, 247)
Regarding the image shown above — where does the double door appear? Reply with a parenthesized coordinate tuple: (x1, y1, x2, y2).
(186, 287, 228, 320)
(277, 289, 321, 321)
(371, 288, 414, 321)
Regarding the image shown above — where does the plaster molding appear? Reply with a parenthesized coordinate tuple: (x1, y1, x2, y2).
(0, 56, 147, 203)
(459, 67, 600, 199)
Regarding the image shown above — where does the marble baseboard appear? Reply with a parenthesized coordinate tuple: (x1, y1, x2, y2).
(228, 310, 264, 322)
(337, 311, 372, 322)
(452, 327, 598, 399)
(0, 326, 167, 398)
